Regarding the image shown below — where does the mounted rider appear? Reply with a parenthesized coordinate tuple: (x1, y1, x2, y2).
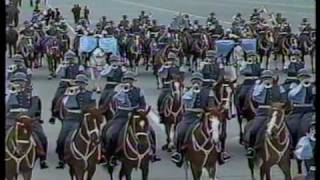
(279, 18, 291, 33)
(206, 12, 219, 27)
(282, 50, 305, 91)
(49, 50, 85, 124)
(235, 52, 262, 113)
(286, 69, 315, 149)
(299, 18, 312, 33)
(245, 70, 288, 158)
(7, 54, 32, 82)
(55, 74, 97, 169)
(172, 72, 228, 167)
(19, 20, 35, 37)
(6, 72, 49, 169)
(103, 71, 161, 166)
(157, 52, 183, 119)
(119, 15, 130, 30)
(98, 55, 127, 112)
(200, 50, 224, 88)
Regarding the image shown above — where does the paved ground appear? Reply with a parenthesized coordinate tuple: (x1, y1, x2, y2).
(7, 0, 315, 179)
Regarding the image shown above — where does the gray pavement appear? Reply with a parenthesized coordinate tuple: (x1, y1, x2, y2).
(7, 0, 315, 179)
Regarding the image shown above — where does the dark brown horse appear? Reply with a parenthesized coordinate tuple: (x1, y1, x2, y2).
(17, 36, 36, 69)
(161, 79, 184, 152)
(184, 107, 225, 180)
(106, 107, 153, 180)
(257, 30, 274, 70)
(127, 34, 143, 74)
(64, 107, 105, 180)
(245, 102, 292, 180)
(6, 115, 37, 180)
(299, 30, 316, 73)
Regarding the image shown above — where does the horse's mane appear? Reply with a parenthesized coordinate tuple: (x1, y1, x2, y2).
(16, 114, 33, 133)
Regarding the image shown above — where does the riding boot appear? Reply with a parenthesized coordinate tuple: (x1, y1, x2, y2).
(150, 131, 161, 162)
(246, 134, 256, 159)
(40, 156, 49, 169)
(56, 160, 65, 169)
(171, 140, 184, 167)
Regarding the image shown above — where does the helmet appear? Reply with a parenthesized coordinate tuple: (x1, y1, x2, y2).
(226, 28, 232, 33)
(276, 13, 282, 17)
(191, 72, 204, 81)
(167, 52, 177, 60)
(122, 71, 136, 81)
(10, 72, 28, 82)
(237, 13, 241, 17)
(64, 50, 76, 60)
(260, 70, 274, 80)
(109, 54, 120, 63)
(297, 68, 311, 79)
(75, 74, 89, 85)
(123, 15, 127, 19)
(210, 12, 215, 16)
(303, 18, 308, 22)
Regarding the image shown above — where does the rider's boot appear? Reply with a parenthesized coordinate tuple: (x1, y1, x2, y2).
(150, 146, 161, 162)
(40, 156, 49, 169)
(56, 160, 65, 169)
(108, 155, 118, 167)
(171, 141, 184, 167)
(217, 152, 231, 165)
(246, 135, 256, 159)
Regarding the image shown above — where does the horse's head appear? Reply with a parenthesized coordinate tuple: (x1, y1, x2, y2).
(14, 115, 34, 155)
(266, 102, 288, 138)
(201, 107, 224, 143)
(91, 48, 105, 68)
(289, 34, 299, 48)
(265, 30, 274, 43)
(170, 78, 184, 98)
(129, 107, 151, 145)
(81, 107, 105, 145)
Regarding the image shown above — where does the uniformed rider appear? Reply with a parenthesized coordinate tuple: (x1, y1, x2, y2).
(7, 54, 32, 83)
(286, 69, 315, 148)
(103, 71, 161, 166)
(172, 72, 226, 167)
(245, 70, 287, 158)
(282, 50, 305, 91)
(55, 74, 97, 168)
(200, 50, 224, 87)
(49, 50, 85, 124)
(6, 72, 49, 169)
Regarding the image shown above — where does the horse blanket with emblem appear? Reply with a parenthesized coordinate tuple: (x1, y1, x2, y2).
(240, 38, 257, 54)
(99, 37, 119, 55)
(79, 36, 97, 53)
(216, 40, 235, 57)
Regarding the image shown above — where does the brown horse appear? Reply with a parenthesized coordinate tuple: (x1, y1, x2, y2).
(246, 102, 292, 180)
(106, 107, 153, 180)
(184, 107, 225, 180)
(161, 79, 184, 152)
(257, 30, 274, 70)
(17, 36, 36, 69)
(274, 33, 299, 70)
(6, 115, 37, 180)
(299, 30, 316, 73)
(64, 107, 105, 180)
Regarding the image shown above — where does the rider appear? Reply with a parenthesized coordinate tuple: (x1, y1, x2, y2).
(235, 52, 262, 112)
(20, 20, 35, 37)
(207, 12, 219, 26)
(46, 21, 59, 36)
(200, 50, 224, 88)
(172, 72, 227, 167)
(103, 71, 161, 166)
(282, 50, 305, 91)
(280, 18, 291, 33)
(55, 74, 97, 168)
(7, 54, 32, 82)
(99, 55, 126, 111)
(245, 70, 287, 158)
(299, 18, 312, 33)
(57, 20, 68, 33)
(286, 69, 315, 148)
(6, 72, 49, 169)
(232, 13, 244, 24)
(119, 15, 130, 29)
(49, 50, 85, 124)
(157, 52, 182, 116)
(275, 13, 283, 25)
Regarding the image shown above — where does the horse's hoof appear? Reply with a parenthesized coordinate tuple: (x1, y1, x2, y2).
(48, 76, 52, 80)
(162, 144, 168, 151)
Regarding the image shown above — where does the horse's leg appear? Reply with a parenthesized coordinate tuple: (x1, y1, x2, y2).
(207, 166, 217, 180)
(162, 122, 170, 151)
(141, 163, 149, 180)
(119, 164, 132, 180)
(69, 167, 74, 180)
(106, 164, 114, 180)
(190, 163, 202, 180)
(86, 165, 96, 180)
(260, 163, 269, 180)
(22, 171, 32, 180)
(279, 156, 292, 180)
(248, 158, 255, 180)
(297, 159, 303, 174)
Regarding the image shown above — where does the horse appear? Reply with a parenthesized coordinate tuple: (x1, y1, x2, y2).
(299, 30, 316, 73)
(245, 102, 292, 180)
(64, 107, 105, 180)
(183, 107, 225, 180)
(17, 35, 36, 69)
(118, 32, 130, 63)
(6, 27, 19, 58)
(189, 33, 210, 72)
(46, 37, 63, 79)
(127, 34, 143, 74)
(257, 30, 274, 70)
(274, 33, 299, 70)
(6, 115, 37, 180)
(153, 43, 173, 88)
(160, 79, 184, 152)
(179, 30, 193, 66)
(106, 107, 153, 180)
(57, 31, 71, 55)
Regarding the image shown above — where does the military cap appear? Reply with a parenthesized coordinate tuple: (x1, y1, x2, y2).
(75, 74, 89, 84)
(297, 68, 311, 78)
(260, 70, 274, 80)
(206, 50, 216, 58)
(122, 71, 136, 81)
(10, 72, 28, 82)
(191, 72, 204, 81)
(64, 50, 76, 59)
(109, 54, 120, 63)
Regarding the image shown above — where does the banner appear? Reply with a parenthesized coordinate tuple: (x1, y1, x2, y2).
(216, 40, 235, 57)
(241, 38, 257, 53)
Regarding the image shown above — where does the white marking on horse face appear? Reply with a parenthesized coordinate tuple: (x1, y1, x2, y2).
(209, 115, 220, 143)
(267, 111, 278, 135)
(139, 120, 145, 128)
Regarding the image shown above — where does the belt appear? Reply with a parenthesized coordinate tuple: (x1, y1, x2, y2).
(117, 106, 137, 111)
(286, 77, 297, 80)
(106, 81, 119, 85)
(163, 81, 173, 84)
(293, 104, 313, 107)
(185, 108, 204, 113)
(10, 108, 29, 112)
(258, 105, 271, 109)
(243, 76, 259, 80)
(66, 109, 82, 113)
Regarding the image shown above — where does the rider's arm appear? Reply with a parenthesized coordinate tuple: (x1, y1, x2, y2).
(252, 83, 265, 103)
